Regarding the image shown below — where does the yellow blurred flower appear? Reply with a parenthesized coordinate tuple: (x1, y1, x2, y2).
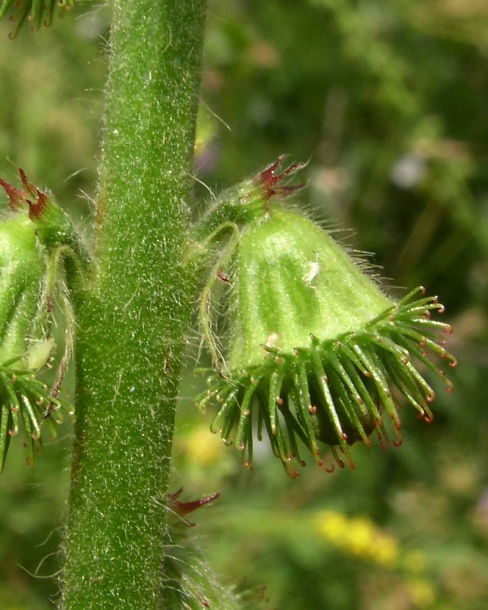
(347, 517, 377, 557)
(315, 510, 348, 544)
(314, 510, 399, 566)
(373, 533, 399, 566)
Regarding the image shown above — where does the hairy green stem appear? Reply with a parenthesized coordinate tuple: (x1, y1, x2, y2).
(62, 1, 207, 607)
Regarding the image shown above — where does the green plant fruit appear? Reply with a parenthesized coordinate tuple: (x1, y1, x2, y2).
(0, 171, 79, 471)
(195, 158, 456, 477)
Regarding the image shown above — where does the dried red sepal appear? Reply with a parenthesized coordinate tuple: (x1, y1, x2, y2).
(0, 168, 48, 220)
(168, 488, 220, 526)
(257, 155, 306, 206)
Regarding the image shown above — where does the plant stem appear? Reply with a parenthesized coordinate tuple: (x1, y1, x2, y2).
(62, 1, 207, 607)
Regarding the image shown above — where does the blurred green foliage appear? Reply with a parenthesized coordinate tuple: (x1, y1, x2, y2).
(0, 0, 487, 608)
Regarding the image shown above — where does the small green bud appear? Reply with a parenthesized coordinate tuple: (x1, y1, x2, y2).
(195, 158, 456, 477)
(26, 338, 56, 371)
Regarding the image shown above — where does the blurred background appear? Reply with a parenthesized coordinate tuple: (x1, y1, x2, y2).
(0, 0, 487, 608)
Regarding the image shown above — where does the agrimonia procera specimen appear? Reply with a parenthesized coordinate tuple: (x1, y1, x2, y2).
(193, 157, 456, 478)
(0, 170, 87, 471)
(0, 159, 455, 480)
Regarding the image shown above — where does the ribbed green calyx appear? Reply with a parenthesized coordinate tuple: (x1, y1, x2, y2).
(230, 205, 392, 369)
(0, 214, 45, 364)
(196, 158, 456, 477)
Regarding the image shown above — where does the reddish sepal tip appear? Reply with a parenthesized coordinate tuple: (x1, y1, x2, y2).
(258, 156, 306, 203)
(169, 488, 220, 520)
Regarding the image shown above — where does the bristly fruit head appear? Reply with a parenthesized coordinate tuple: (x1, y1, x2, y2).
(0, 1, 77, 39)
(0, 170, 77, 472)
(194, 158, 456, 478)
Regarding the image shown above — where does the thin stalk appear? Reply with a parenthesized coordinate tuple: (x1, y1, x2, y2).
(62, 1, 207, 608)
